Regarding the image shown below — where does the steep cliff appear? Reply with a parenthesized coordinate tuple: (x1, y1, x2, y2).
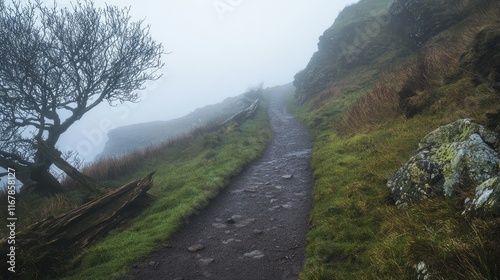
(294, 0, 496, 106)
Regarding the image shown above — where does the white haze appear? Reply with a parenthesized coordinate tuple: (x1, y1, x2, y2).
(53, 0, 360, 162)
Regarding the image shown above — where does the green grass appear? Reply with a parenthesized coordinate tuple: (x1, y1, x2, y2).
(62, 96, 273, 280)
(290, 0, 500, 278)
(290, 70, 500, 279)
(289, 69, 500, 280)
(291, 104, 500, 278)
(295, 115, 438, 279)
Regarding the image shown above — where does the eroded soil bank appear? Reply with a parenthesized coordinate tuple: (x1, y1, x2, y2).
(127, 90, 313, 280)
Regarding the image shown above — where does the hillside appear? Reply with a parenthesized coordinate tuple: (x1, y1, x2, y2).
(291, 0, 500, 279)
(5, 0, 500, 279)
(98, 85, 268, 158)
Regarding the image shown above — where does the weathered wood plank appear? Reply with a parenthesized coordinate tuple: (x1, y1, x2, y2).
(0, 171, 155, 278)
(223, 99, 260, 125)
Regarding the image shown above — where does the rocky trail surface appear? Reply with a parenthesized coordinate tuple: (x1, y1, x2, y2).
(126, 90, 313, 280)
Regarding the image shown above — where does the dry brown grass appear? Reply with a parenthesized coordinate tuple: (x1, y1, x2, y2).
(0, 190, 79, 237)
(309, 81, 357, 109)
(336, 71, 405, 134)
(336, 0, 500, 135)
(62, 120, 222, 189)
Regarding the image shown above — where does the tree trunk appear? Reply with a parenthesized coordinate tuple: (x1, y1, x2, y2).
(37, 141, 109, 196)
(24, 165, 66, 194)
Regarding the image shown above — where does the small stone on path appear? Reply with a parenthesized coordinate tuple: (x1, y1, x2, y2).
(187, 244, 205, 252)
(212, 223, 227, 229)
(222, 238, 241, 244)
(231, 214, 242, 220)
(253, 229, 264, 235)
(282, 203, 292, 209)
(282, 174, 293, 179)
(265, 192, 276, 198)
(235, 218, 255, 228)
(269, 205, 281, 211)
(244, 250, 265, 259)
(198, 258, 214, 266)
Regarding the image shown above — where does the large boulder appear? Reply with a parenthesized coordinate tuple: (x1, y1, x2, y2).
(388, 119, 500, 207)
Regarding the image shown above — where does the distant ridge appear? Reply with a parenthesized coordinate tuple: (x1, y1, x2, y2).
(98, 83, 294, 158)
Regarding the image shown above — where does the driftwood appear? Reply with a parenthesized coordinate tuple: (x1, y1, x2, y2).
(223, 99, 260, 125)
(1, 171, 155, 278)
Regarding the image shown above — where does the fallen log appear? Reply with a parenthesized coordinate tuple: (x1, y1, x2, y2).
(222, 99, 260, 125)
(1, 171, 155, 279)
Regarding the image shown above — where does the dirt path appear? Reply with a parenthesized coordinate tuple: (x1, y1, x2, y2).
(126, 90, 313, 280)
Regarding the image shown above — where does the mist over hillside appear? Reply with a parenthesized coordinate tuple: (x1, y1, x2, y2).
(98, 84, 294, 158)
(3, 0, 500, 279)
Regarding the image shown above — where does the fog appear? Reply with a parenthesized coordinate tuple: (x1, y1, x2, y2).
(55, 0, 359, 162)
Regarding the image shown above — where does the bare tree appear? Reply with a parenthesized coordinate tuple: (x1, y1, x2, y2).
(0, 0, 165, 193)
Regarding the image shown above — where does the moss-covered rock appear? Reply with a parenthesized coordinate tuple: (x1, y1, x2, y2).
(464, 177, 500, 217)
(387, 159, 444, 207)
(388, 119, 500, 207)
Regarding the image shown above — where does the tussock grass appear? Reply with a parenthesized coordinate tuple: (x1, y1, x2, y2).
(337, 23, 474, 134)
(336, 0, 500, 135)
(337, 72, 405, 134)
(373, 198, 500, 279)
(0, 191, 80, 238)
(57, 96, 272, 279)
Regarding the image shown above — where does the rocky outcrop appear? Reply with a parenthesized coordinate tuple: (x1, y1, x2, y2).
(460, 24, 500, 92)
(293, 0, 477, 105)
(388, 119, 500, 207)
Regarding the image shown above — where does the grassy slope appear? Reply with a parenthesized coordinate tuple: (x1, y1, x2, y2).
(289, 0, 500, 279)
(62, 94, 273, 279)
(99, 94, 249, 158)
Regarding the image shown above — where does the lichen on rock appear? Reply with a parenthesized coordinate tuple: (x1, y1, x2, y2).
(388, 119, 500, 207)
(387, 159, 444, 207)
(416, 261, 431, 280)
(463, 177, 500, 217)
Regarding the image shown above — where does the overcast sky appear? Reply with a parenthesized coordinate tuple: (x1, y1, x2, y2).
(55, 0, 359, 161)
